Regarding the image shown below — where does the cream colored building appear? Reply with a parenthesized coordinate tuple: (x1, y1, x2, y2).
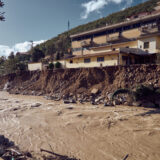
(66, 12, 160, 68)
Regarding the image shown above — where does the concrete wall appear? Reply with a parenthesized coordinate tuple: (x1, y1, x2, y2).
(138, 37, 157, 53)
(93, 35, 106, 44)
(72, 38, 91, 49)
(73, 50, 82, 56)
(156, 36, 160, 51)
(122, 28, 141, 38)
(28, 63, 42, 71)
(65, 55, 118, 68)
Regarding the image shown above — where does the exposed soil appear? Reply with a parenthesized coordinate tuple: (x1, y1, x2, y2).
(0, 64, 160, 97)
(0, 92, 160, 160)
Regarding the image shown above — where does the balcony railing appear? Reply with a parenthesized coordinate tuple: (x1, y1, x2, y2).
(139, 25, 159, 36)
(81, 41, 91, 47)
(107, 35, 121, 42)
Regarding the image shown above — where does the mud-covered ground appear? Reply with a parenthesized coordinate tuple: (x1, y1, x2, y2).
(0, 91, 160, 160)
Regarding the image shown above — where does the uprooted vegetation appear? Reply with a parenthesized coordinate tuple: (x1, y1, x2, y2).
(0, 135, 79, 160)
(112, 84, 160, 108)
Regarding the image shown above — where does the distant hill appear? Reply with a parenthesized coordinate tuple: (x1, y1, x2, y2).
(34, 0, 160, 60)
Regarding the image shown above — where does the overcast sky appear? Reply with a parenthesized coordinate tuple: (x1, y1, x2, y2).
(0, 0, 147, 56)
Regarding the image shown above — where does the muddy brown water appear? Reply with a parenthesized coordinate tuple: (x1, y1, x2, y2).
(0, 91, 160, 160)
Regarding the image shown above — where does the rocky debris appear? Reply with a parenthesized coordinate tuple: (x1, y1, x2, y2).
(63, 98, 76, 104)
(31, 103, 42, 108)
(0, 135, 78, 160)
(3, 82, 11, 91)
(40, 148, 79, 160)
(91, 88, 99, 95)
(0, 135, 32, 160)
(104, 101, 113, 107)
(113, 99, 121, 106)
(107, 93, 113, 101)
(1, 65, 160, 108)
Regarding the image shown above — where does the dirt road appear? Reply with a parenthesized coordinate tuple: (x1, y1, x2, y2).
(0, 91, 160, 160)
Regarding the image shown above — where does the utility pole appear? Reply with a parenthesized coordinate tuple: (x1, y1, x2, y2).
(68, 20, 70, 31)
(30, 40, 34, 50)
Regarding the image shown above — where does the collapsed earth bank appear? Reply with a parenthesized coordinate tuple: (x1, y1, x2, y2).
(0, 64, 160, 99)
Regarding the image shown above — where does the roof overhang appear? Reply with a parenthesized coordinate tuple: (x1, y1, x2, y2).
(120, 47, 156, 56)
(70, 12, 160, 39)
(66, 51, 119, 60)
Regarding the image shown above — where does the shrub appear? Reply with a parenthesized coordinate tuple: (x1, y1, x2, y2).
(48, 63, 54, 70)
(55, 62, 61, 69)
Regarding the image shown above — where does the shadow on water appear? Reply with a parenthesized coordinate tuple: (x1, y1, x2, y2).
(136, 108, 160, 117)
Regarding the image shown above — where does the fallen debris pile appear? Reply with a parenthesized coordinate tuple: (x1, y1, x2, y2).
(0, 64, 160, 107)
(0, 135, 32, 160)
(0, 135, 79, 160)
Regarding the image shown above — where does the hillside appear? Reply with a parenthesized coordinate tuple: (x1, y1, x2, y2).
(33, 0, 160, 60)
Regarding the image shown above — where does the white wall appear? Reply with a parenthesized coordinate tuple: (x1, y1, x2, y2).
(138, 37, 157, 53)
(28, 63, 42, 71)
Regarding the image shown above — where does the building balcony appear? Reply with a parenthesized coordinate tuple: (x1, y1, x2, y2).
(81, 41, 91, 47)
(107, 36, 121, 42)
(139, 26, 160, 36)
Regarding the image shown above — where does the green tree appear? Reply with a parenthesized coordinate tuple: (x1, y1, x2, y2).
(48, 63, 54, 70)
(45, 44, 56, 56)
(0, 56, 6, 65)
(8, 52, 14, 60)
(31, 48, 45, 62)
(56, 52, 60, 60)
(55, 62, 61, 69)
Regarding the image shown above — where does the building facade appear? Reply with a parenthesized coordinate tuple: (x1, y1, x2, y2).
(65, 12, 160, 68)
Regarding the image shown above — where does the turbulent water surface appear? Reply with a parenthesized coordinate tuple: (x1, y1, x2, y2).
(0, 91, 160, 160)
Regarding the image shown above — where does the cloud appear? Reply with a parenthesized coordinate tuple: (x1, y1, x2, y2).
(81, 0, 133, 19)
(122, 0, 133, 10)
(0, 40, 46, 57)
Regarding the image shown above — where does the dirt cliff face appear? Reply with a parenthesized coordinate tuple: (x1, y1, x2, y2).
(0, 64, 160, 96)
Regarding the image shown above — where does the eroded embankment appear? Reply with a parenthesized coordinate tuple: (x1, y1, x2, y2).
(0, 64, 160, 96)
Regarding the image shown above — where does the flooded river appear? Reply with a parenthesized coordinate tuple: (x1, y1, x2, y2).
(0, 91, 160, 160)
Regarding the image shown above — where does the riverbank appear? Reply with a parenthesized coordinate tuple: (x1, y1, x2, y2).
(0, 91, 160, 160)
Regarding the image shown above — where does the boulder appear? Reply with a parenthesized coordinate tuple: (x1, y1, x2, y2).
(69, 98, 76, 104)
(91, 88, 99, 95)
(104, 100, 114, 107)
(31, 103, 42, 108)
(3, 82, 10, 91)
(113, 99, 121, 106)
(107, 93, 113, 101)
(95, 96, 104, 104)
(63, 100, 70, 104)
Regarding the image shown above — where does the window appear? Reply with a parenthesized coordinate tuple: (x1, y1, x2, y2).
(97, 57, 104, 62)
(144, 42, 149, 49)
(84, 58, 91, 63)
